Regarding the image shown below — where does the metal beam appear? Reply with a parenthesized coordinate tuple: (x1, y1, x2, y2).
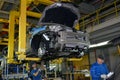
(3, 0, 17, 4)
(0, 0, 4, 9)
(13, 11, 41, 18)
(86, 15, 120, 33)
(0, 19, 9, 23)
(27, 0, 55, 6)
(18, 0, 27, 60)
(37, 0, 55, 5)
(0, 10, 41, 19)
(32, 0, 71, 5)
(0, 13, 9, 19)
(75, 23, 80, 30)
(0, 10, 9, 14)
(0, 42, 8, 45)
(17, 0, 42, 60)
(2, 28, 9, 31)
(25, 58, 40, 61)
(90, 25, 120, 39)
(2, 38, 16, 42)
(26, 11, 41, 18)
(91, 31, 120, 44)
(7, 11, 16, 63)
(67, 58, 83, 61)
(118, 45, 120, 54)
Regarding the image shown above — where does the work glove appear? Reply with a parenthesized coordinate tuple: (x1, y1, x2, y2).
(101, 74, 107, 79)
(107, 72, 114, 78)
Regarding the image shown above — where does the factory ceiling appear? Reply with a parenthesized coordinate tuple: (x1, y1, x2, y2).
(0, 0, 113, 19)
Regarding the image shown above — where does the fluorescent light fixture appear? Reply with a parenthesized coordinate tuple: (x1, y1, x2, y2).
(89, 41, 109, 48)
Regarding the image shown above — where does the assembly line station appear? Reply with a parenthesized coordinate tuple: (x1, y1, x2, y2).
(0, 0, 120, 80)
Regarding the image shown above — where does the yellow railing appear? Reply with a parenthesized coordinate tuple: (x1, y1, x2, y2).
(79, 0, 120, 30)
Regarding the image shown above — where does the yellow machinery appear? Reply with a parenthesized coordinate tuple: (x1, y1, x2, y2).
(0, 0, 90, 80)
(1, 0, 119, 61)
(4, 0, 79, 64)
(0, 0, 83, 64)
(1, 0, 78, 64)
(7, 1, 42, 63)
(0, 0, 119, 80)
(117, 45, 120, 55)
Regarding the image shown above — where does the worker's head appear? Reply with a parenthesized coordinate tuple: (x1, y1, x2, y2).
(32, 62, 37, 68)
(97, 55, 104, 64)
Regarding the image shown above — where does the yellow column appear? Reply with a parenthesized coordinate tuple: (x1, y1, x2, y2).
(75, 23, 80, 30)
(114, 1, 118, 16)
(18, 0, 27, 60)
(118, 45, 120, 54)
(7, 11, 15, 63)
(96, 10, 99, 24)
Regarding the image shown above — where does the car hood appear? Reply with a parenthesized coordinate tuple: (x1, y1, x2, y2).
(38, 2, 80, 28)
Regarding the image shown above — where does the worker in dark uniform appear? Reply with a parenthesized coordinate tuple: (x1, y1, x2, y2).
(90, 55, 109, 80)
(31, 62, 42, 80)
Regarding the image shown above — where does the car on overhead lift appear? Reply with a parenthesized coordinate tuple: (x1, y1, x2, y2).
(28, 2, 90, 60)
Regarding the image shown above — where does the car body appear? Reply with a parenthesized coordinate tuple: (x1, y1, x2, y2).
(29, 2, 90, 60)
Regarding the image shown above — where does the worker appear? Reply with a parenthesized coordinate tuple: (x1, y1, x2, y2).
(90, 55, 109, 80)
(31, 62, 42, 80)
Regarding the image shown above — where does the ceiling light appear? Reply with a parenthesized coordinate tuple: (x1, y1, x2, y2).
(89, 41, 109, 48)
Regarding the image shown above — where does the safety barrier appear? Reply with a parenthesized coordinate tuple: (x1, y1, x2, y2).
(79, 0, 120, 31)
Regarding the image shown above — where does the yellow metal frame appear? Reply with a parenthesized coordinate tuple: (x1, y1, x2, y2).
(7, 11, 16, 63)
(118, 45, 120, 54)
(50, 58, 83, 64)
(27, 0, 55, 6)
(17, 0, 27, 60)
(0, 42, 8, 45)
(5, 0, 81, 63)
(79, 0, 120, 30)
(2, 28, 9, 32)
(67, 58, 83, 61)
(25, 58, 41, 61)
(6, 0, 42, 63)
(0, 19, 9, 23)
(27, 0, 71, 6)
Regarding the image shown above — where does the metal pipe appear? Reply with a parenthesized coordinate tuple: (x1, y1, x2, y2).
(114, 1, 118, 16)
(26, 11, 41, 18)
(2, 38, 16, 42)
(68, 58, 83, 61)
(0, 19, 8, 23)
(18, 0, 27, 60)
(96, 10, 99, 24)
(27, 0, 56, 6)
(7, 11, 16, 63)
(0, 42, 8, 45)
(25, 58, 40, 61)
